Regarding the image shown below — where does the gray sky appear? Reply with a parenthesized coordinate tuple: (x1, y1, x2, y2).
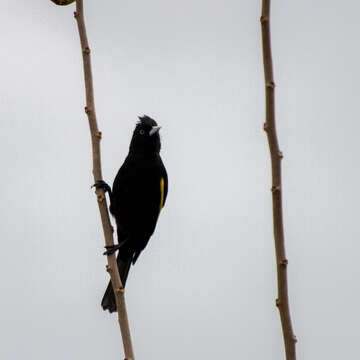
(1, 1, 359, 359)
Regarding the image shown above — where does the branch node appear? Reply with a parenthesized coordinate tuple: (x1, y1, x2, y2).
(261, 1, 296, 357)
(97, 193, 104, 203)
(263, 123, 269, 132)
(76, 0, 134, 355)
(95, 131, 102, 139)
(266, 81, 276, 89)
(280, 258, 288, 266)
(293, 335, 298, 343)
(271, 185, 281, 193)
(116, 287, 125, 294)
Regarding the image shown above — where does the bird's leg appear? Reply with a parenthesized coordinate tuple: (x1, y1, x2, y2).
(92, 180, 112, 197)
(103, 239, 127, 256)
(103, 244, 121, 255)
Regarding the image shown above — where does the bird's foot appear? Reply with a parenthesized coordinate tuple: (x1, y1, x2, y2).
(92, 180, 112, 194)
(103, 239, 127, 256)
(103, 244, 121, 256)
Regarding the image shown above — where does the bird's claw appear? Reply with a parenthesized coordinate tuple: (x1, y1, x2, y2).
(103, 244, 121, 256)
(92, 180, 111, 194)
(103, 239, 127, 255)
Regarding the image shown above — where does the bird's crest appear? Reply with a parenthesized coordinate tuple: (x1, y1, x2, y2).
(137, 115, 158, 127)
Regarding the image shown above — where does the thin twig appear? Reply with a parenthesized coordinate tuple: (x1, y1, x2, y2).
(260, 1, 297, 359)
(74, 1, 135, 359)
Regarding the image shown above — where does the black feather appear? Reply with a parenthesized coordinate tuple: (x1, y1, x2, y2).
(101, 116, 168, 313)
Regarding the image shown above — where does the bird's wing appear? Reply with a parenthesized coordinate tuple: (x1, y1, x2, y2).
(159, 158, 168, 211)
(110, 156, 164, 229)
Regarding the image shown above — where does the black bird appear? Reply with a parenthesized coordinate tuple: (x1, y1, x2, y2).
(95, 115, 168, 313)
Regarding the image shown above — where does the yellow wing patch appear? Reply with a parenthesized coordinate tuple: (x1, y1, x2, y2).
(159, 177, 165, 216)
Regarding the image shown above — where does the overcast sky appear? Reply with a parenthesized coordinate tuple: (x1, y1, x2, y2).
(1, 1, 359, 359)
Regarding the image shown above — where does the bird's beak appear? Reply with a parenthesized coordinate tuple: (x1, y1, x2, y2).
(149, 126, 161, 136)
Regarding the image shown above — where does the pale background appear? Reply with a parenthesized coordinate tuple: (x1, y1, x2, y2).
(1, 1, 359, 359)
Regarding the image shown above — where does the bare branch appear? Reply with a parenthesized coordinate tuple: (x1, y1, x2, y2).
(74, 1, 135, 359)
(260, 1, 297, 359)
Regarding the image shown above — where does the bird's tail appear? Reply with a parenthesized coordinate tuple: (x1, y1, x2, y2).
(101, 255, 132, 313)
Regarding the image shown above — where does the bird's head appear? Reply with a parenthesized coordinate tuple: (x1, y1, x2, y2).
(129, 115, 162, 154)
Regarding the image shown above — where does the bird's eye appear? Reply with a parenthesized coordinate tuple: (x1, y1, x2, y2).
(139, 129, 145, 135)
